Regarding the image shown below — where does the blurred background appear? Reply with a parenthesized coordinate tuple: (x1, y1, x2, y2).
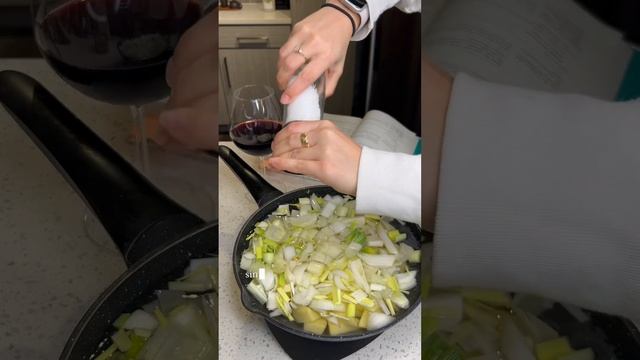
(0, 0, 39, 56)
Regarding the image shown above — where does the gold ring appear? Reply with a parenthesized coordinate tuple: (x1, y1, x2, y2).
(300, 132, 310, 148)
(296, 46, 310, 64)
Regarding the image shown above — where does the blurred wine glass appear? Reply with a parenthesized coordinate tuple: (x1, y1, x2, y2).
(32, 0, 205, 244)
(32, 0, 204, 171)
(229, 84, 283, 173)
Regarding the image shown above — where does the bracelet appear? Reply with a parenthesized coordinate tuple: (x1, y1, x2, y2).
(320, 3, 356, 37)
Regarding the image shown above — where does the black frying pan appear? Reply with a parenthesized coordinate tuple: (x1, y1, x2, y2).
(0, 70, 218, 359)
(218, 145, 422, 360)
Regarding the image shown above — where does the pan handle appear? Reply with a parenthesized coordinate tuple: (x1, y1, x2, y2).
(0, 70, 203, 264)
(218, 145, 283, 207)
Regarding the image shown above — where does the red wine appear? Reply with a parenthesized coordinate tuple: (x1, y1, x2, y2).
(230, 120, 283, 156)
(34, 0, 202, 105)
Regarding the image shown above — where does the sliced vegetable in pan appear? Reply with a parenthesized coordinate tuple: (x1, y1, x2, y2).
(240, 194, 420, 336)
(94, 258, 218, 360)
(420, 254, 596, 360)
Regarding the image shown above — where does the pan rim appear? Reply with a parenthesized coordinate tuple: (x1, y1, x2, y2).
(232, 186, 422, 342)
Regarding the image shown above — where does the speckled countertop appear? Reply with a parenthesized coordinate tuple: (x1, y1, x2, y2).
(218, 142, 421, 360)
(220, 3, 291, 25)
(0, 59, 217, 359)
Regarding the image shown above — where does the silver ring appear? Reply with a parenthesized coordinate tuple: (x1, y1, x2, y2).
(296, 46, 310, 63)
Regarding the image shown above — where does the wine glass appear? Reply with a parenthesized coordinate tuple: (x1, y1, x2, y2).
(31, 0, 204, 245)
(229, 84, 283, 173)
(32, 0, 204, 172)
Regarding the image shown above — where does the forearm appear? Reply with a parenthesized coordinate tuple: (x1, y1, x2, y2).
(356, 147, 421, 225)
(422, 57, 452, 231)
(326, 0, 362, 30)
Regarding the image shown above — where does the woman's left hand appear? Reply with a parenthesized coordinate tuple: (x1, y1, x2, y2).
(267, 120, 362, 195)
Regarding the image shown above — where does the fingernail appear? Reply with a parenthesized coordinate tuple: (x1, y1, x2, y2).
(280, 94, 290, 104)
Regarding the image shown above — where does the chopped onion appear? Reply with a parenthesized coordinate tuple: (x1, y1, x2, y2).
(390, 292, 410, 309)
(240, 194, 419, 336)
(377, 223, 398, 255)
(366, 312, 395, 331)
(358, 253, 396, 268)
(123, 309, 158, 331)
(320, 202, 337, 218)
(292, 286, 317, 306)
(288, 214, 318, 227)
(283, 246, 296, 261)
(395, 270, 418, 291)
(310, 299, 335, 312)
(240, 252, 255, 271)
(247, 281, 268, 304)
(260, 268, 276, 291)
(266, 291, 278, 311)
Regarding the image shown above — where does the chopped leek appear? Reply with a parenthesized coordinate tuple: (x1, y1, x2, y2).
(240, 194, 419, 336)
(95, 257, 217, 360)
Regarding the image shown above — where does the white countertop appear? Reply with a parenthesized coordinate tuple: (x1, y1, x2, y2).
(220, 3, 292, 25)
(218, 142, 421, 360)
(0, 59, 217, 359)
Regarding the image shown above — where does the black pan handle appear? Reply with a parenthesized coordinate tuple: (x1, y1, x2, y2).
(0, 70, 203, 264)
(218, 145, 283, 206)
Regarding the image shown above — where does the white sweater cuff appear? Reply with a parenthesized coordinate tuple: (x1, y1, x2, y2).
(433, 73, 640, 321)
(355, 146, 421, 225)
(352, 0, 421, 41)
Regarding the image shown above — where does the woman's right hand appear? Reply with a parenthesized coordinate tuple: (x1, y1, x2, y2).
(276, 0, 360, 104)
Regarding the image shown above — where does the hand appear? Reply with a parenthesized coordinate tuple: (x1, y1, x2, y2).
(277, 0, 360, 104)
(267, 120, 362, 195)
(157, 9, 218, 150)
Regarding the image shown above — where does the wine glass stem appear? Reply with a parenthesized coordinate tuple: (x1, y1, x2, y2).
(258, 155, 266, 176)
(131, 105, 150, 174)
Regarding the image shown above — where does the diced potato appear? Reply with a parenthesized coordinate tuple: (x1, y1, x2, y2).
(328, 318, 359, 336)
(304, 318, 328, 335)
(292, 306, 320, 324)
(344, 317, 359, 328)
(535, 337, 573, 360)
(330, 312, 358, 327)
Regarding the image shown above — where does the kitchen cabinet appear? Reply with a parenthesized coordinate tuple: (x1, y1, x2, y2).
(218, 22, 291, 125)
(219, 48, 281, 123)
(289, 0, 323, 24)
(220, 49, 280, 96)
